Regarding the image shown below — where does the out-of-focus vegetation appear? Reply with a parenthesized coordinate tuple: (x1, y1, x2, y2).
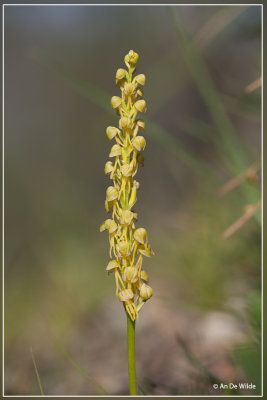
(4, 5, 261, 395)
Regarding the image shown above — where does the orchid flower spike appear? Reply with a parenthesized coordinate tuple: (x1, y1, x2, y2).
(100, 50, 153, 321)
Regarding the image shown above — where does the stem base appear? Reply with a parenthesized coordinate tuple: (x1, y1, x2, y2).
(126, 310, 137, 395)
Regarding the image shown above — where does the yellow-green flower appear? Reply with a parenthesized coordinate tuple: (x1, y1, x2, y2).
(100, 50, 153, 321)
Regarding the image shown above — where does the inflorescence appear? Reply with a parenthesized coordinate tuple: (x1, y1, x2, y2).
(100, 50, 153, 321)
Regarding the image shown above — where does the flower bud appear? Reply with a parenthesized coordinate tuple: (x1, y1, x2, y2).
(123, 266, 138, 283)
(129, 180, 140, 207)
(106, 260, 120, 273)
(140, 283, 153, 300)
(111, 96, 122, 109)
(125, 50, 139, 66)
(134, 227, 147, 244)
(133, 119, 145, 136)
(104, 161, 114, 175)
(118, 288, 134, 302)
(136, 88, 144, 97)
(109, 144, 121, 157)
(106, 186, 118, 202)
(106, 126, 120, 140)
(133, 212, 138, 221)
(137, 153, 144, 166)
(132, 136, 146, 151)
(135, 74, 146, 86)
(134, 99, 147, 112)
(133, 180, 140, 189)
(136, 120, 145, 130)
(116, 68, 127, 81)
(128, 184, 137, 208)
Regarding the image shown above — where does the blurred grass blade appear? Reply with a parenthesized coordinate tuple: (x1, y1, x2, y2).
(30, 347, 44, 395)
(148, 6, 248, 115)
(222, 92, 261, 119)
(231, 343, 261, 393)
(176, 334, 239, 394)
(170, 7, 248, 174)
(180, 118, 214, 142)
(145, 118, 210, 173)
(55, 342, 108, 395)
(222, 201, 261, 239)
(194, 6, 249, 50)
(218, 162, 260, 197)
(245, 77, 262, 93)
(29, 48, 210, 176)
(170, 7, 260, 218)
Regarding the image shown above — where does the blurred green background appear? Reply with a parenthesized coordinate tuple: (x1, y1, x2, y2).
(4, 4, 261, 396)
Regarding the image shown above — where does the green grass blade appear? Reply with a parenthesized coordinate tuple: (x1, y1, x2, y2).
(30, 347, 44, 395)
(55, 342, 108, 395)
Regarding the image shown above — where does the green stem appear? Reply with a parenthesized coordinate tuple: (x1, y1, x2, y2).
(126, 310, 137, 395)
